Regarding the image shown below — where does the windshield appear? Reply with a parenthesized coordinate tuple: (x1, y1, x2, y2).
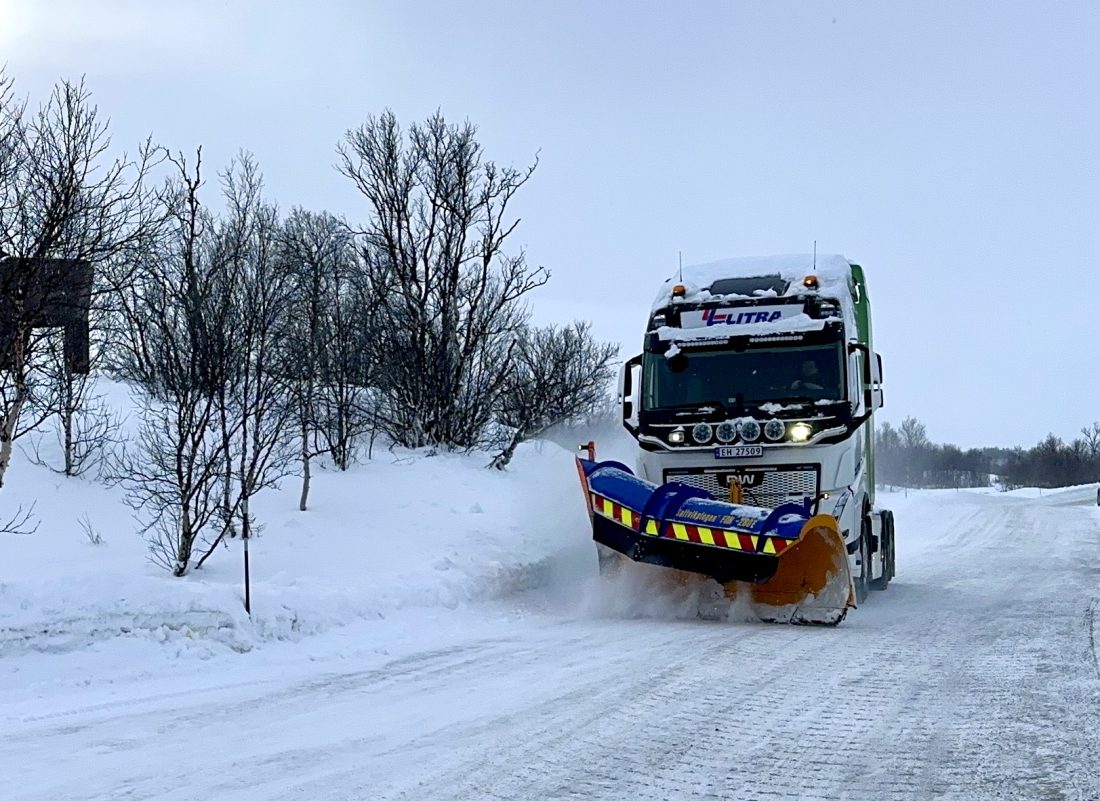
(643, 343, 844, 410)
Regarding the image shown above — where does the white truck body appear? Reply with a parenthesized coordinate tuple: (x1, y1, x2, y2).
(619, 254, 893, 595)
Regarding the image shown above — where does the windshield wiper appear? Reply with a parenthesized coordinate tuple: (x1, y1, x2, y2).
(775, 395, 819, 406)
(663, 400, 727, 415)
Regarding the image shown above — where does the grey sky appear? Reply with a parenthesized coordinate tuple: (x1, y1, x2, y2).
(3, 1, 1098, 448)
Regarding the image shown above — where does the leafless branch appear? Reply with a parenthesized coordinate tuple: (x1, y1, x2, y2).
(77, 512, 105, 545)
(1, 501, 39, 535)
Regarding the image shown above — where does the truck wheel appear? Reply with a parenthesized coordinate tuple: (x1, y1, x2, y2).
(855, 515, 872, 604)
(886, 510, 896, 580)
(871, 510, 892, 591)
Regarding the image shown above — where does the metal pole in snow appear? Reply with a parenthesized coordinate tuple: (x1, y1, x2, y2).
(243, 534, 251, 616)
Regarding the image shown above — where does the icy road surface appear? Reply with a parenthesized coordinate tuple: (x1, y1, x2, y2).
(3, 487, 1100, 801)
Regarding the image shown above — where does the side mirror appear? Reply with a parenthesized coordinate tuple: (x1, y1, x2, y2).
(847, 342, 873, 384)
(873, 352, 884, 409)
(620, 354, 643, 433)
(846, 342, 880, 413)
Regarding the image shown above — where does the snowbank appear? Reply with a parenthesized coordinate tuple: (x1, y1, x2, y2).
(0, 408, 592, 661)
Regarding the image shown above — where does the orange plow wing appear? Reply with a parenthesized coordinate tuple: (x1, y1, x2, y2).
(728, 514, 854, 625)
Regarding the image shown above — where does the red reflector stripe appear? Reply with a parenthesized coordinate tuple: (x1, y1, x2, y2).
(653, 524, 803, 555)
(591, 494, 641, 531)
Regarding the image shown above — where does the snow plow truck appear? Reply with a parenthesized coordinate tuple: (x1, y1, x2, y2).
(575, 254, 894, 625)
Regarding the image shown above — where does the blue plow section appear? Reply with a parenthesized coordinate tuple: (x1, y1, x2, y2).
(575, 457, 855, 625)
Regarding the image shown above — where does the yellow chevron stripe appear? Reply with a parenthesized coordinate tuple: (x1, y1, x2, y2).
(601, 498, 614, 517)
(721, 531, 740, 551)
(698, 527, 715, 546)
(645, 519, 658, 535)
(762, 537, 777, 555)
(749, 535, 759, 550)
(621, 508, 634, 529)
(671, 523, 689, 541)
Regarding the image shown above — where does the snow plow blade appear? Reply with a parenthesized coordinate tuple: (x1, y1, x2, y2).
(576, 456, 855, 626)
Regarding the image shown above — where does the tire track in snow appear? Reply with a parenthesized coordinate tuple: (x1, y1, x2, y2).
(1087, 597, 1099, 680)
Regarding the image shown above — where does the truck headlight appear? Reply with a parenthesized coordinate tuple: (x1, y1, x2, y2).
(764, 419, 786, 441)
(739, 419, 761, 442)
(669, 427, 686, 444)
(692, 423, 713, 444)
(716, 422, 737, 443)
(789, 422, 813, 442)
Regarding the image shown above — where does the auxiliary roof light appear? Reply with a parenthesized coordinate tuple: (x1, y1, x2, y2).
(802, 275, 819, 290)
(739, 419, 761, 443)
(671, 283, 687, 298)
(764, 419, 786, 441)
(789, 422, 813, 442)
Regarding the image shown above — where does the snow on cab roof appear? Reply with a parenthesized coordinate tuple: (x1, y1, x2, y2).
(651, 253, 854, 312)
(650, 253, 857, 342)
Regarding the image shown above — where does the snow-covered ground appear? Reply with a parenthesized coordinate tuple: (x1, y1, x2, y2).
(0, 383, 596, 681)
(2, 405, 1100, 800)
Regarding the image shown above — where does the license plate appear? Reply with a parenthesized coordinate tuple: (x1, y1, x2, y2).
(714, 445, 763, 459)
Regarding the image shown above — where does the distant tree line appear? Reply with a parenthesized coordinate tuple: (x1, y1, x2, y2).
(0, 73, 617, 573)
(877, 418, 1100, 490)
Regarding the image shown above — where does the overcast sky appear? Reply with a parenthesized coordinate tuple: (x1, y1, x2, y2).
(3, 1, 1098, 448)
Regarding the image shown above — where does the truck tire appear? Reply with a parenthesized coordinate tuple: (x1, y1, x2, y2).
(855, 514, 872, 604)
(886, 510, 896, 580)
(871, 510, 895, 590)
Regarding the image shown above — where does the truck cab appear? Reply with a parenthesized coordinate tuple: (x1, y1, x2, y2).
(619, 254, 894, 597)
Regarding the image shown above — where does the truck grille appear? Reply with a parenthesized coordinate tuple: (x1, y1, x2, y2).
(663, 465, 820, 509)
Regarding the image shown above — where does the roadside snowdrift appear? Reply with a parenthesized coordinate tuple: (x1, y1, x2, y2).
(0, 395, 592, 658)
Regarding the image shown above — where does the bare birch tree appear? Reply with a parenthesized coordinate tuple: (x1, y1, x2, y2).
(278, 209, 334, 508)
(338, 110, 548, 450)
(491, 322, 617, 469)
(112, 151, 296, 574)
(0, 72, 162, 489)
(110, 151, 227, 574)
(279, 209, 376, 501)
(196, 155, 295, 564)
(25, 326, 120, 477)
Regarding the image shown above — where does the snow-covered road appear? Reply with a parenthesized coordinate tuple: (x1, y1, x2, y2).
(3, 487, 1100, 800)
